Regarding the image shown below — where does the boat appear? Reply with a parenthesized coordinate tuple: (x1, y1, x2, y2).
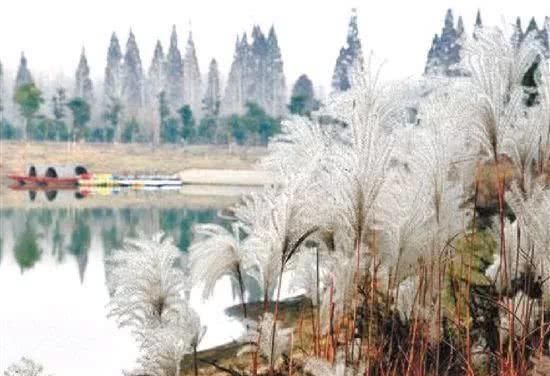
(78, 173, 116, 187)
(9, 164, 183, 190)
(113, 174, 183, 187)
(9, 164, 89, 188)
(78, 173, 183, 187)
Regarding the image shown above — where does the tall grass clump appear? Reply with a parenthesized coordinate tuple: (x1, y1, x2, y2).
(109, 26, 550, 376)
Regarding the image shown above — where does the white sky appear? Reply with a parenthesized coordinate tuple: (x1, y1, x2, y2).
(1, 0, 550, 93)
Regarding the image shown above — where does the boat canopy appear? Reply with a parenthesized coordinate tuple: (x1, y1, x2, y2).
(26, 165, 88, 178)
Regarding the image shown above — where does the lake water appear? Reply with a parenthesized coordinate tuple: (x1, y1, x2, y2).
(0, 191, 248, 376)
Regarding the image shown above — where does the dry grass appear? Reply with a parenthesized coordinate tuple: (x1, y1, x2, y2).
(0, 141, 265, 180)
(474, 155, 517, 209)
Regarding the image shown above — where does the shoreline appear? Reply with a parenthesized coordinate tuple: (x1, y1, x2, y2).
(0, 141, 273, 209)
(0, 184, 264, 210)
(0, 141, 266, 181)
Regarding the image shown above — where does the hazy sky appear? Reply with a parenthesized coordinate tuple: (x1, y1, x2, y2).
(1, 0, 550, 93)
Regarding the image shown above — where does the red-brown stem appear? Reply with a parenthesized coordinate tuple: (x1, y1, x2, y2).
(263, 290, 269, 313)
(252, 330, 260, 376)
(269, 268, 285, 376)
(350, 299, 357, 363)
(344, 306, 350, 363)
(405, 271, 424, 376)
(310, 300, 318, 356)
(350, 233, 362, 364)
(289, 332, 294, 376)
(236, 266, 248, 319)
(328, 278, 336, 362)
(298, 302, 305, 351)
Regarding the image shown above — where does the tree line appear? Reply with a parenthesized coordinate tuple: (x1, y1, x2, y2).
(0, 73, 318, 145)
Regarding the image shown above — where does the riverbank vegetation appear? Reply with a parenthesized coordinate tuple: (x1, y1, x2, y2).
(4, 26, 550, 376)
(186, 27, 550, 376)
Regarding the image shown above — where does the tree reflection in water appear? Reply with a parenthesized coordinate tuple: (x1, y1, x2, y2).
(2, 206, 222, 283)
(13, 222, 42, 272)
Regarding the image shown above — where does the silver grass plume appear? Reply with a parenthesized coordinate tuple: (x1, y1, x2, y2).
(260, 115, 346, 255)
(535, 59, 550, 166)
(459, 27, 541, 161)
(107, 233, 187, 333)
(189, 223, 253, 300)
(3, 358, 50, 376)
(506, 183, 550, 290)
(261, 115, 333, 179)
(501, 47, 550, 193)
(320, 68, 396, 258)
(318, 252, 356, 334)
(407, 95, 467, 262)
(395, 276, 419, 320)
(291, 245, 332, 306)
(235, 176, 319, 301)
(378, 170, 431, 274)
(134, 304, 204, 376)
(304, 350, 365, 376)
(503, 108, 542, 194)
(233, 186, 284, 299)
(239, 312, 292, 364)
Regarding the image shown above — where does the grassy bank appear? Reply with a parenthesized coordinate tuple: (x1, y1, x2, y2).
(0, 141, 265, 180)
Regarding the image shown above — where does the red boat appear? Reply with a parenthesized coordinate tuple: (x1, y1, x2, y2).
(8, 164, 88, 188)
(8, 175, 80, 187)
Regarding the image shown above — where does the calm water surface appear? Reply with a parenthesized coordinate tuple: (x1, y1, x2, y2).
(0, 193, 246, 376)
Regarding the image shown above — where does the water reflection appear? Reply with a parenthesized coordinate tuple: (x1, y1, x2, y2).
(14, 186, 182, 203)
(0, 204, 238, 376)
(2, 207, 220, 281)
(23, 188, 85, 202)
(13, 223, 42, 272)
(68, 214, 91, 283)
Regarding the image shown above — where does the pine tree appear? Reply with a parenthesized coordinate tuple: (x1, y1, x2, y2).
(266, 26, 286, 117)
(14, 53, 34, 90)
(512, 17, 524, 49)
(52, 87, 67, 123)
(104, 33, 123, 102)
(67, 97, 91, 142)
(165, 25, 184, 110)
(526, 17, 539, 36)
(51, 88, 69, 141)
(121, 30, 145, 117)
(183, 31, 202, 118)
(74, 48, 94, 104)
(289, 74, 317, 116)
(14, 83, 43, 140)
(222, 26, 287, 118)
(251, 26, 268, 112)
(474, 9, 483, 39)
(178, 104, 196, 142)
(525, 17, 546, 52)
(440, 9, 461, 75)
(147, 40, 166, 107)
(199, 59, 221, 143)
(203, 58, 221, 117)
(475, 10, 482, 27)
(457, 16, 465, 37)
(331, 8, 364, 92)
(222, 34, 249, 115)
(424, 9, 463, 77)
(424, 34, 441, 75)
